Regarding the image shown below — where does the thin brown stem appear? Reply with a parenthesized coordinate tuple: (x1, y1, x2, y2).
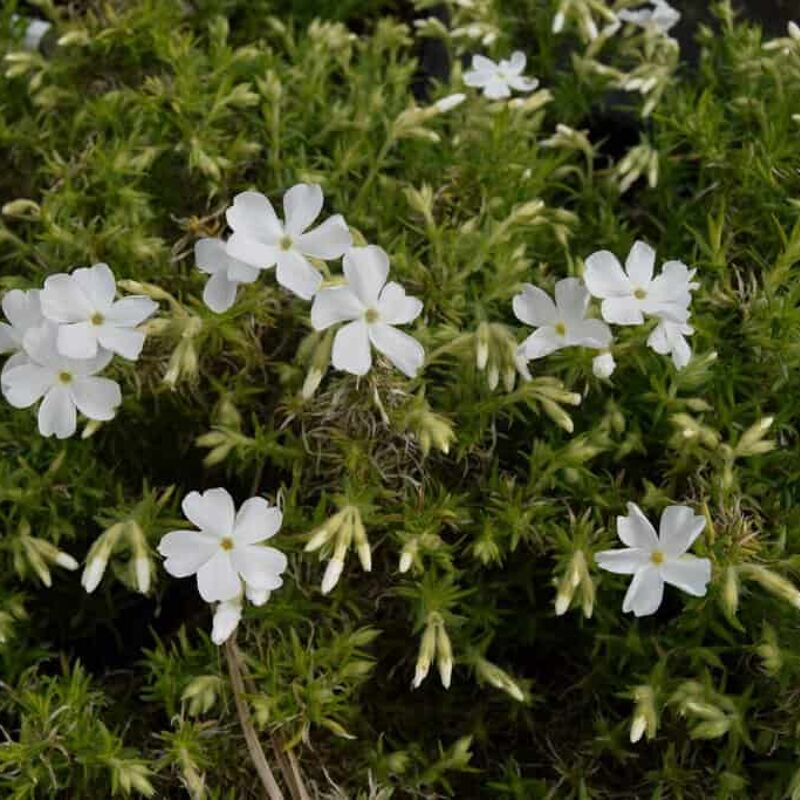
(224, 639, 285, 800)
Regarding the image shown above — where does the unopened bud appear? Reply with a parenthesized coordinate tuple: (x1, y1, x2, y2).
(321, 557, 344, 595)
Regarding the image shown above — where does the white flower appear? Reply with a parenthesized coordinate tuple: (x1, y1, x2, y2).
(0, 288, 43, 377)
(595, 503, 711, 617)
(513, 277, 612, 360)
(647, 318, 694, 369)
(463, 52, 539, 100)
(310, 245, 425, 378)
(195, 238, 260, 313)
(618, 1, 680, 34)
(40, 263, 157, 360)
(225, 184, 352, 300)
(11, 15, 52, 51)
(2, 323, 121, 439)
(584, 241, 696, 326)
(592, 351, 616, 378)
(158, 488, 287, 603)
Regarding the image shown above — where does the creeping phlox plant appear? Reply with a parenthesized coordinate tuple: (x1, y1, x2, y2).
(2, 0, 800, 797)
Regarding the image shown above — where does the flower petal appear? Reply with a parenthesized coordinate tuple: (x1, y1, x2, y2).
(520, 327, 563, 359)
(310, 286, 364, 331)
(507, 75, 538, 92)
(513, 284, 557, 327)
(506, 51, 526, 74)
(567, 319, 612, 348)
(659, 506, 705, 556)
(38, 385, 77, 438)
(182, 488, 235, 537)
(97, 326, 146, 360)
(202, 271, 239, 314)
(554, 277, 590, 323)
(283, 183, 323, 235)
(595, 548, 650, 574)
(233, 498, 283, 545)
(196, 549, 241, 602)
(482, 77, 511, 99)
(617, 503, 659, 550)
(41, 273, 93, 322)
(226, 190, 282, 239)
(231, 545, 287, 591)
(70, 376, 121, 421)
(661, 556, 711, 597)
(332, 319, 372, 375)
(295, 214, 352, 261)
(369, 322, 425, 378)
(622, 566, 664, 616)
(57, 322, 99, 359)
(105, 296, 158, 326)
(2, 363, 52, 407)
(601, 297, 645, 326)
(625, 241, 656, 286)
(584, 250, 631, 298)
(377, 282, 422, 325)
(225, 232, 279, 270)
(158, 530, 218, 577)
(73, 264, 116, 311)
(194, 237, 226, 275)
(463, 69, 491, 87)
(276, 250, 323, 300)
(3, 289, 41, 331)
(343, 246, 389, 306)
(471, 54, 497, 72)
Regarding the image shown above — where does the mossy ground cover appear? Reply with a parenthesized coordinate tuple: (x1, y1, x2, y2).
(1, 0, 800, 797)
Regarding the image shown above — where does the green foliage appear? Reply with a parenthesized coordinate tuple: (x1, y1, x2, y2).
(2, 0, 800, 797)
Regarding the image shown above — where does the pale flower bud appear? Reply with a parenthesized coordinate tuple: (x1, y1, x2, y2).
(436, 624, 454, 689)
(321, 557, 344, 595)
(134, 556, 151, 595)
(81, 556, 108, 594)
(434, 93, 466, 113)
(630, 714, 647, 743)
(211, 599, 242, 645)
(592, 352, 616, 379)
(55, 552, 79, 570)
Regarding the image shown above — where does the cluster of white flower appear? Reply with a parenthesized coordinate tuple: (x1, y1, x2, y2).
(513, 240, 698, 378)
(551, 0, 680, 41)
(0, 264, 157, 438)
(596, 503, 711, 616)
(158, 488, 287, 644)
(195, 183, 426, 380)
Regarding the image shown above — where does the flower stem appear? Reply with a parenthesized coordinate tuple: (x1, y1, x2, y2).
(223, 639, 285, 800)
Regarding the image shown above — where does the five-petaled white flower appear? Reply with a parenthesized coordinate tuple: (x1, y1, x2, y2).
(647, 318, 694, 369)
(513, 277, 612, 360)
(584, 241, 695, 326)
(2, 323, 121, 439)
(225, 184, 352, 300)
(618, 1, 681, 34)
(194, 238, 260, 313)
(310, 245, 425, 378)
(595, 503, 711, 617)
(0, 288, 43, 377)
(158, 488, 288, 603)
(41, 263, 157, 360)
(463, 52, 539, 100)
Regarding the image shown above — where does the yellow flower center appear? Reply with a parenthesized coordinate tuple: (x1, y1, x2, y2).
(279, 235, 293, 251)
(554, 322, 567, 336)
(634, 288, 647, 300)
(650, 550, 665, 566)
(365, 308, 379, 323)
(58, 371, 73, 384)
(220, 537, 234, 551)
(91, 312, 105, 326)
